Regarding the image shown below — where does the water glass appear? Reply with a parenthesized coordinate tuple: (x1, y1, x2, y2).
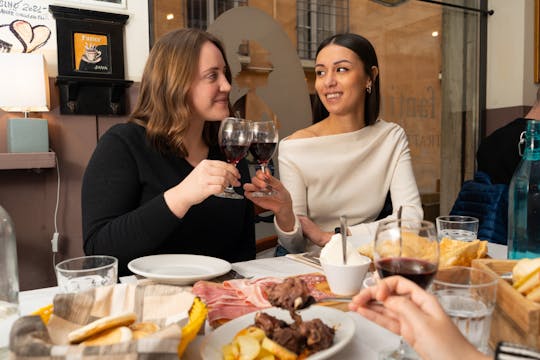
(55, 255, 118, 293)
(431, 266, 498, 354)
(436, 215, 479, 242)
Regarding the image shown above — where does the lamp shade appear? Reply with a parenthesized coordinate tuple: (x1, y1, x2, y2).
(0, 53, 50, 112)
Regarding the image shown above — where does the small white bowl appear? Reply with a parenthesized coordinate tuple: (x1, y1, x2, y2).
(320, 256, 371, 296)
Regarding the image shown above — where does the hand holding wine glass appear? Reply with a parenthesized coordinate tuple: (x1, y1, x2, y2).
(348, 276, 487, 360)
(216, 117, 253, 200)
(373, 218, 439, 359)
(249, 120, 278, 197)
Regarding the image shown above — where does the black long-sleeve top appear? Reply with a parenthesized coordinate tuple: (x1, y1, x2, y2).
(82, 122, 255, 276)
(477, 118, 527, 185)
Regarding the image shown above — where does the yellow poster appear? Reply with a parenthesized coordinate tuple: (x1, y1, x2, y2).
(73, 32, 109, 73)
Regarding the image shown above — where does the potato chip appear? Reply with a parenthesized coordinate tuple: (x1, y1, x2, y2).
(236, 335, 261, 360)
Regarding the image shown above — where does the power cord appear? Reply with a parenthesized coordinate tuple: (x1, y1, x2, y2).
(50, 149, 60, 268)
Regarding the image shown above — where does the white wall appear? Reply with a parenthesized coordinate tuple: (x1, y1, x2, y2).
(50, 0, 149, 81)
(487, 0, 538, 108)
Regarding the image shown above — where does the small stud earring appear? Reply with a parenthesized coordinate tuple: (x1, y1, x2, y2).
(366, 84, 372, 94)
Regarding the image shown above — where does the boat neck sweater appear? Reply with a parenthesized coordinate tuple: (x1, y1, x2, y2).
(82, 122, 255, 275)
(275, 119, 422, 253)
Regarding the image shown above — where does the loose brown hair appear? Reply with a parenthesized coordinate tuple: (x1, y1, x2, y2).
(129, 28, 231, 157)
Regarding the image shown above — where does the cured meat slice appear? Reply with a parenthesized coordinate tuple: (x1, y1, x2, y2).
(193, 273, 335, 327)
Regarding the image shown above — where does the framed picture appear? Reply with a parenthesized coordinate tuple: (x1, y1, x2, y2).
(50, 5, 128, 79)
(534, 0, 540, 83)
(64, 0, 127, 10)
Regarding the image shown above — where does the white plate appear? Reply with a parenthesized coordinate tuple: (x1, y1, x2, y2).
(127, 254, 231, 285)
(200, 306, 356, 359)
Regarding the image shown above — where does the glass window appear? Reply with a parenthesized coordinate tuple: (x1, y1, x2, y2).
(297, 0, 349, 60)
(186, 0, 248, 30)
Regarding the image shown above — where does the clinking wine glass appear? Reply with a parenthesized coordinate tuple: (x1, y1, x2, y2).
(216, 117, 253, 200)
(373, 218, 439, 360)
(249, 120, 279, 197)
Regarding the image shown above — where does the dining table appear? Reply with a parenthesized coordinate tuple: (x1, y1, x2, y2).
(12, 242, 507, 360)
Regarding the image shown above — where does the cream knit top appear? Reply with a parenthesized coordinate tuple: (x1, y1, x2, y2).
(274, 119, 422, 253)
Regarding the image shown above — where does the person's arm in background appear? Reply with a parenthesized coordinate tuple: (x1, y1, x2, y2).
(349, 276, 489, 360)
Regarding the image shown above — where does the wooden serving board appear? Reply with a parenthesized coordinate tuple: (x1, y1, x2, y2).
(472, 259, 540, 349)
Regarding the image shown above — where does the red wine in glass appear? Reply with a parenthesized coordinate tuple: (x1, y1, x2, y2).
(373, 218, 439, 359)
(376, 257, 437, 290)
(221, 144, 250, 165)
(215, 117, 252, 200)
(250, 121, 278, 197)
(249, 142, 277, 164)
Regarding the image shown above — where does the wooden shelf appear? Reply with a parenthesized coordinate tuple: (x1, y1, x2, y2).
(0, 152, 56, 170)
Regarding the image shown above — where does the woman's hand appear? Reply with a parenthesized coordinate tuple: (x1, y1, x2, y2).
(244, 170, 295, 231)
(298, 216, 333, 247)
(165, 159, 240, 218)
(349, 276, 489, 360)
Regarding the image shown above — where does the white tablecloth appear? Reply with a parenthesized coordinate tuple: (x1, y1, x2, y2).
(8, 242, 507, 360)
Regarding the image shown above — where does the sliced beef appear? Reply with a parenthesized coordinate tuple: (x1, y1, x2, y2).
(272, 326, 305, 354)
(254, 312, 287, 338)
(266, 277, 313, 311)
(298, 318, 335, 352)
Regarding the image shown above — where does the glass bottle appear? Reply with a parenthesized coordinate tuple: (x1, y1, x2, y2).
(0, 205, 19, 355)
(508, 120, 540, 259)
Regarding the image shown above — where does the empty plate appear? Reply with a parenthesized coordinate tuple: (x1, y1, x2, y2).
(127, 254, 231, 285)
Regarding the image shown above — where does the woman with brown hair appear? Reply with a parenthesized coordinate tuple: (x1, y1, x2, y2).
(82, 28, 255, 275)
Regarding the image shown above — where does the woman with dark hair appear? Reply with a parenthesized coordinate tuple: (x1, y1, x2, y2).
(82, 28, 255, 275)
(245, 33, 421, 253)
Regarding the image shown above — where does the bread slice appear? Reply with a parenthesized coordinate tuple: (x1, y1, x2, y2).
(513, 258, 540, 287)
(129, 322, 160, 340)
(81, 326, 132, 346)
(68, 312, 137, 344)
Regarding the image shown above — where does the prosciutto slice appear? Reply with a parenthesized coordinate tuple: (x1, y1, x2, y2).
(193, 273, 334, 327)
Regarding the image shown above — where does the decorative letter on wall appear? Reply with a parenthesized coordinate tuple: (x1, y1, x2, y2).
(207, 7, 312, 144)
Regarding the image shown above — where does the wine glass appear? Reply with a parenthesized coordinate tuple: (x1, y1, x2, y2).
(216, 117, 253, 200)
(373, 218, 439, 360)
(249, 120, 279, 197)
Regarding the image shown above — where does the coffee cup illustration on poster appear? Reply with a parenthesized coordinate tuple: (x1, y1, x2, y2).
(74, 32, 110, 73)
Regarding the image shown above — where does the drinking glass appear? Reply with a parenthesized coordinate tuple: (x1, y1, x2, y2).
(374, 218, 439, 359)
(436, 215, 479, 242)
(216, 117, 253, 200)
(55, 255, 118, 293)
(431, 266, 498, 354)
(249, 120, 278, 197)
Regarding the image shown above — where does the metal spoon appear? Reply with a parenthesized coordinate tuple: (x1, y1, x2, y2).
(340, 215, 347, 265)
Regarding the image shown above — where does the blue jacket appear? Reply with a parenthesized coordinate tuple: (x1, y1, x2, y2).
(450, 171, 509, 245)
